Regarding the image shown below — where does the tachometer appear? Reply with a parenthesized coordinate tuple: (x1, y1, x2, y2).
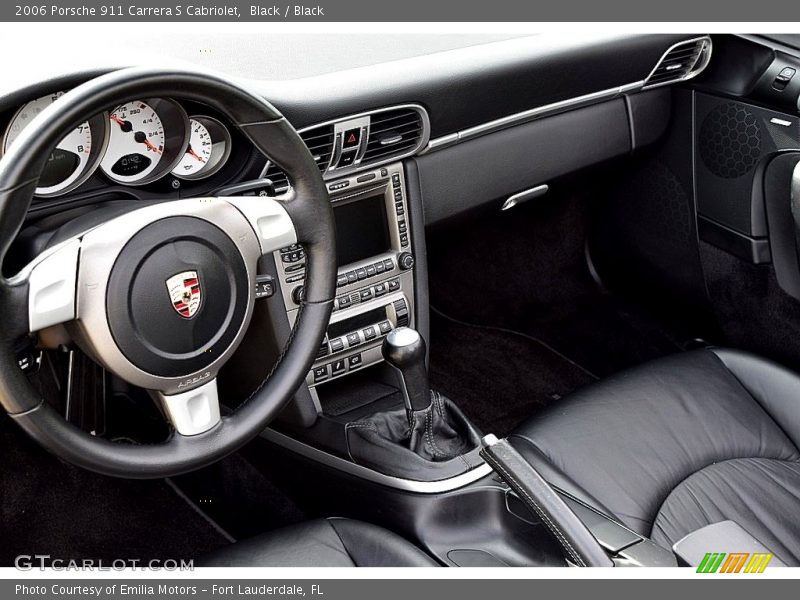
(100, 98, 189, 185)
(1, 92, 108, 197)
(171, 116, 232, 180)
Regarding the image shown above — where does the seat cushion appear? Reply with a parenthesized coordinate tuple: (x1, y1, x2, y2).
(198, 518, 438, 567)
(510, 348, 800, 564)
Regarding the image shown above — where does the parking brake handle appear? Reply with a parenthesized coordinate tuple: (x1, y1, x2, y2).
(480, 434, 613, 567)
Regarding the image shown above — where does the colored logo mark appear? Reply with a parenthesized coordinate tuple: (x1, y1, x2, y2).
(696, 552, 773, 573)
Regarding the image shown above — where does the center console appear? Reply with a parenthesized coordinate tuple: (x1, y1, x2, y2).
(273, 162, 416, 405)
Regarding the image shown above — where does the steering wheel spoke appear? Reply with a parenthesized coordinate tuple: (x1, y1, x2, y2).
(225, 196, 297, 255)
(19, 238, 81, 333)
(157, 377, 221, 436)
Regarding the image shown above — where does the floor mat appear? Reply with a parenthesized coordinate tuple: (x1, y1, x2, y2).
(170, 447, 308, 541)
(426, 191, 689, 432)
(0, 415, 230, 565)
(429, 308, 597, 435)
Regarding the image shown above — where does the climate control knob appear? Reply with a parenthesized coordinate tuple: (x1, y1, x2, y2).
(398, 252, 415, 270)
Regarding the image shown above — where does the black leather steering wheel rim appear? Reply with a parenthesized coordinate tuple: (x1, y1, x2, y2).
(0, 67, 336, 478)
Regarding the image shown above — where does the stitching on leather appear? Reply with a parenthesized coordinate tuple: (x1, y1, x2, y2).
(649, 456, 800, 538)
(325, 519, 358, 566)
(483, 451, 585, 566)
(709, 349, 800, 459)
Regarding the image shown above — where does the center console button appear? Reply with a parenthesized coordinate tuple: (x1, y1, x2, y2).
(331, 359, 347, 375)
(365, 265, 376, 277)
(383, 259, 394, 271)
(346, 332, 361, 347)
(357, 173, 376, 183)
(375, 261, 386, 274)
(379, 320, 392, 334)
(313, 365, 329, 383)
(285, 263, 305, 273)
(337, 294, 353, 309)
(348, 353, 363, 368)
(356, 268, 367, 280)
(346, 271, 357, 284)
(338, 151, 356, 167)
(363, 326, 376, 341)
(336, 274, 348, 287)
(388, 279, 400, 292)
(374, 282, 387, 297)
(330, 337, 345, 353)
(360, 288, 374, 301)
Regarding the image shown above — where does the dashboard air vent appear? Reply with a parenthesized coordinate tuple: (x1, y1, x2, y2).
(262, 124, 333, 193)
(362, 108, 425, 164)
(644, 37, 712, 88)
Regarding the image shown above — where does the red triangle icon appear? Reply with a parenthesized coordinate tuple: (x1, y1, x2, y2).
(347, 133, 357, 144)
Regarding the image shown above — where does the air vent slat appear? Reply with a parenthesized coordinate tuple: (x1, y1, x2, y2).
(644, 37, 711, 88)
(361, 142, 418, 163)
(369, 123, 422, 137)
(362, 107, 426, 164)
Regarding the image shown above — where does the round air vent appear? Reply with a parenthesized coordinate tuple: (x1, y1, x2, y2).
(699, 103, 762, 179)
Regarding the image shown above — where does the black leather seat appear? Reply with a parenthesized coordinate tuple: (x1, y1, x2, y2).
(510, 348, 800, 566)
(199, 518, 438, 567)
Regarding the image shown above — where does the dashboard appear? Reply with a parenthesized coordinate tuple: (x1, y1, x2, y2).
(0, 93, 260, 214)
(0, 34, 719, 424)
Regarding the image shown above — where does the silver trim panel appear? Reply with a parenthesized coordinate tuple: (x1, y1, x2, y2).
(262, 428, 494, 494)
(24, 238, 81, 332)
(159, 377, 221, 436)
(226, 196, 297, 254)
(643, 36, 713, 90)
(423, 36, 712, 154)
(423, 82, 643, 153)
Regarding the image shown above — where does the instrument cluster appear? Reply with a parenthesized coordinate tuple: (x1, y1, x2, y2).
(0, 92, 234, 198)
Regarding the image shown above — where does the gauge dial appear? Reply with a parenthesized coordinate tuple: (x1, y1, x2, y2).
(101, 101, 166, 184)
(2, 92, 106, 197)
(172, 116, 232, 180)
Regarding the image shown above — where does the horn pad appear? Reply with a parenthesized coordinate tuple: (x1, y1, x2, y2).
(106, 216, 249, 378)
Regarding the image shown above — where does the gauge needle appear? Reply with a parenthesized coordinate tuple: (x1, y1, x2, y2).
(133, 131, 162, 154)
(142, 138, 162, 154)
(187, 146, 206, 163)
(110, 115, 133, 132)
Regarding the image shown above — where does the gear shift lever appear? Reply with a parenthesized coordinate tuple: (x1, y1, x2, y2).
(344, 326, 482, 475)
(382, 327, 431, 415)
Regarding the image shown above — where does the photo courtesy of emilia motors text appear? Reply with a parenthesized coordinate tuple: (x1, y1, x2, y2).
(1, 0, 800, 596)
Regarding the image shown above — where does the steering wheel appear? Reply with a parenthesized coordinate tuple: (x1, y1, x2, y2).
(0, 68, 336, 478)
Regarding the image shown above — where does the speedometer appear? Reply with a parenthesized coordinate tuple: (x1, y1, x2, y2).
(100, 98, 189, 185)
(101, 101, 165, 183)
(1, 92, 108, 197)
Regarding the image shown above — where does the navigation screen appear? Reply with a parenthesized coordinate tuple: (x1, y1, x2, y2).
(334, 194, 391, 267)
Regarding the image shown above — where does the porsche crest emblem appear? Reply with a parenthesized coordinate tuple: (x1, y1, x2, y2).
(166, 271, 202, 319)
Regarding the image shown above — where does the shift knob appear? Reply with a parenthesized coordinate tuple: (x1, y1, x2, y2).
(382, 327, 431, 412)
